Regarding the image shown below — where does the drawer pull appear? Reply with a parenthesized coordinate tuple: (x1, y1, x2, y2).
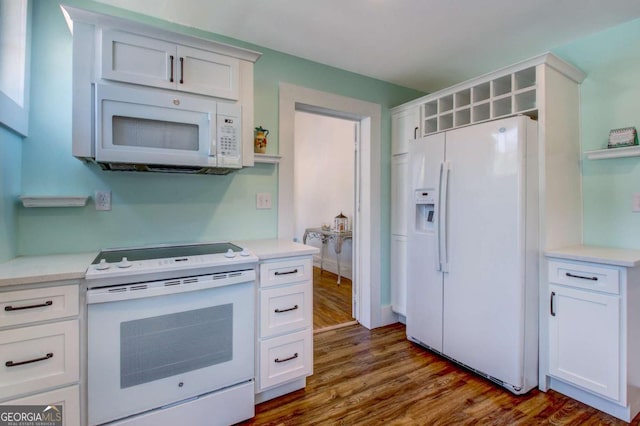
(566, 272, 598, 281)
(6, 352, 53, 367)
(274, 269, 298, 276)
(274, 353, 298, 363)
(5, 300, 53, 311)
(550, 292, 556, 317)
(275, 304, 299, 313)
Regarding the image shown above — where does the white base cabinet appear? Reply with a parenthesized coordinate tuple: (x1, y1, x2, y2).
(0, 282, 81, 425)
(549, 283, 620, 400)
(544, 253, 640, 422)
(255, 255, 313, 402)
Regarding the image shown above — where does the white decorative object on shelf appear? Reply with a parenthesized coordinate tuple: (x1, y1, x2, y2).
(19, 196, 89, 208)
(254, 153, 281, 164)
(585, 145, 640, 160)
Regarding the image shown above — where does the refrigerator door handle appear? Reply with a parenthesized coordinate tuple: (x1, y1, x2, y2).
(435, 163, 443, 271)
(439, 161, 450, 272)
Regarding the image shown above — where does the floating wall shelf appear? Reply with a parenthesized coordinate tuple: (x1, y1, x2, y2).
(254, 153, 281, 164)
(585, 145, 640, 160)
(19, 196, 89, 208)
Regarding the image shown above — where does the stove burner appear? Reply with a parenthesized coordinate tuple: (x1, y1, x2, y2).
(91, 242, 243, 264)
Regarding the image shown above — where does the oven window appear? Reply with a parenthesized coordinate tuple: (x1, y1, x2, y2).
(112, 115, 199, 151)
(120, 304, 232, 388)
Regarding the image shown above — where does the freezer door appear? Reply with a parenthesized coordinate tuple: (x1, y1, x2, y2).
(441, 116, 527, 388)
(406, 133, 445, 352)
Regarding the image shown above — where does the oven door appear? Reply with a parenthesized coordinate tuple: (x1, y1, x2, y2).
(87, 279, 254, 426)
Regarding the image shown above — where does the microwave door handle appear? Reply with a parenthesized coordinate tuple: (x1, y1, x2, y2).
(209, 114, 217, 157)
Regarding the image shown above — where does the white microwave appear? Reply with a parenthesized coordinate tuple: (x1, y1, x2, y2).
(95, 84, 242, 173)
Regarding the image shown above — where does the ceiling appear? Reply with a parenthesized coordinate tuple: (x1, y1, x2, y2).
(95, 0, 640, 93)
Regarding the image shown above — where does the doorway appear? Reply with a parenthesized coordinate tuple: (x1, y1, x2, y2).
(293, 111, 357, 331)
(278, 83, 389, 330)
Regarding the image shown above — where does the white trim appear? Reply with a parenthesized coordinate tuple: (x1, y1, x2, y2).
(278, 83, 382, 329)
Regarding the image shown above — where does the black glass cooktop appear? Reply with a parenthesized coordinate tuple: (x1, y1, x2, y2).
(91, 242, 242, 264)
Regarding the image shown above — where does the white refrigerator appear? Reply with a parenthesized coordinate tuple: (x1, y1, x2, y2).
(406, 115, 539, 394)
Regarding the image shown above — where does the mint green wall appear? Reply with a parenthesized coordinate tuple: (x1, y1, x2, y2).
(554, 18, 640, 249)
(18, 1, 422, 303)
(0, 126, 21, 262)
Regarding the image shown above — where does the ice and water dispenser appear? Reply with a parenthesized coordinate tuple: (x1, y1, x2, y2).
(414, 189, 436, 231)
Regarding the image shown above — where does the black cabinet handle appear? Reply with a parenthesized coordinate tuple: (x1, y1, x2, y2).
(6, 352, 53, 367)
(566, 272, 598, 281)
(275, 353, 298, 363)
(275, 269, 298, 276)
(5, 300, 52, 311)
(550, 292, 556, 317)
(414, 126, 419, 139)
(275, 304, 299, 313)
(169, 55, 174, 82)
(179, 57, 184, 84)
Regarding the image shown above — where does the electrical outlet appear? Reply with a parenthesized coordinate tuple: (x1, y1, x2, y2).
(256, 192, 272, 209)
(633, 193, 640, 213)
(95, 190, 111, 211)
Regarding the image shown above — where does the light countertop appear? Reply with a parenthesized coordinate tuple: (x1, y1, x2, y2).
(0, 240, 316, 288)
(235, 239, 319, 260)
(545, 245, 640, 267)
(0, 252, 97, 287)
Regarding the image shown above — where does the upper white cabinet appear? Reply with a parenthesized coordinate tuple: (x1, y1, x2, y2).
(391, 107, 420, 155)
(63, 5, 261, 168)
(102, 29, 239, 100)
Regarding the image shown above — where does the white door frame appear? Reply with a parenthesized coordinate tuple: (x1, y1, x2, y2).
(278, 83, 382, 329)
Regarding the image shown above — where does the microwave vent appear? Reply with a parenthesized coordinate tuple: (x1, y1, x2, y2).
(97, 162, 234, 175)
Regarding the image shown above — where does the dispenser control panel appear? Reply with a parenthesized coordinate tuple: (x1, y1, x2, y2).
(415, 190, 436, 204)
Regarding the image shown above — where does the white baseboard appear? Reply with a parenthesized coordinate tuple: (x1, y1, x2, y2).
(312, 255, 352, 280)
(379, 304, 399, 327)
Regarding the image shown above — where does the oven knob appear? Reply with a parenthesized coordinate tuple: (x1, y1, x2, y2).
(240, 249, 251, 257)
(224, 249, 236, 258)
(117, 257, 132, 268)
(96, 259, 110, 270)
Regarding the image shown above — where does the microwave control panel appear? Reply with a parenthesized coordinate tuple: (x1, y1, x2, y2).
(217, 115, 240, 163)
(215, 103, 242, 167)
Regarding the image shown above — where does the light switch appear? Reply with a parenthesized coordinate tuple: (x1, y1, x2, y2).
(257, 192, 272, 209)
(633, 193, 640, 212)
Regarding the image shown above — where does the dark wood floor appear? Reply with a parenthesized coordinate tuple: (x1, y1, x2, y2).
(245, 323, 638, 425)
(313, 266, 354, 330)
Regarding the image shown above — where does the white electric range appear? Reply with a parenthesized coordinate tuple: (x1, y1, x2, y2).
(85, 242, 258, 426)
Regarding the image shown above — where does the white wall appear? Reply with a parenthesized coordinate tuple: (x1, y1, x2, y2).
(294, 111, 354, 278)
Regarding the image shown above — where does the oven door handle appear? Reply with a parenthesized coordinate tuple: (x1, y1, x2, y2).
(86, 269, 256, 304)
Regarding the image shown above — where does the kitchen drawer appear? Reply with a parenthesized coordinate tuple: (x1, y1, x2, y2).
(259, 329, 312, 390)
(259, 257, 312, 288)
(0, 320, 79, 400)
(1, 285, 79, 328)
(260, 282, 311, 338)
(0, 385, 80, 426)
(548, 260, 620, 294)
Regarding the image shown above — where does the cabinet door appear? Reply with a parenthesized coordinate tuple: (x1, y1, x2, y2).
(258, 329, 312, 391)
(101, 29, 176, 90)
(548, 285, 620, 401)
(0, 320, 79, 400)
(2, 385, 80, 426)
(177, 46, 239, 100)
(390, 235, 407, 316)
(391, 153, 408, 235)
(260, 283, 312, 338)
(391, 107, 420, 155)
